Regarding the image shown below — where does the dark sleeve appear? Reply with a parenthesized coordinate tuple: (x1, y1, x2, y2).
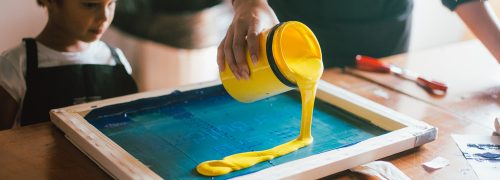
(441, 0, 484, 11)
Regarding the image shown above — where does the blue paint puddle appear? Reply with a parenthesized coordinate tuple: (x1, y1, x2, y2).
(86, 85, 388, 179)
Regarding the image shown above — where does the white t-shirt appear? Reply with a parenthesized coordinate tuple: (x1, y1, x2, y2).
(0, 40, 132, 126)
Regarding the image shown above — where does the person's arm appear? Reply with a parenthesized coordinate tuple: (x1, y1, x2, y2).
(217, 0, 279, 79)
(455, 1, 500, 63)
(0, 87, 18, 130)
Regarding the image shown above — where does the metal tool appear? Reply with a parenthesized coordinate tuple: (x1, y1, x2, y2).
(355, 55, 448, 96)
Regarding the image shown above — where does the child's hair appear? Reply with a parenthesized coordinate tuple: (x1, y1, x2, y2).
(36, 0, 62, 7)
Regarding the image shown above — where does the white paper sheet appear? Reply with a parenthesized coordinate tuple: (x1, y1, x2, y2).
(495, 118, 499, 135)
(451, 134, 500, 180)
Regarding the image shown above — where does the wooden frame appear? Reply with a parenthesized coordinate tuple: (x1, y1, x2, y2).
(50, 80, 437, 179)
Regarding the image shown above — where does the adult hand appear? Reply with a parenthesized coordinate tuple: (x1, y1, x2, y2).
(218, 0, 279, 79)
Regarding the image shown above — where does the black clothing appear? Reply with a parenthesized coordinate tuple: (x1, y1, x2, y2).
(20, 38, 138, 126)
(269, 0, 413, 67)
(441, 0, 483, 11)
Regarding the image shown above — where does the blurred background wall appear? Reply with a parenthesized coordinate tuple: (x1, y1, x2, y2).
(1, 0, 498, 91)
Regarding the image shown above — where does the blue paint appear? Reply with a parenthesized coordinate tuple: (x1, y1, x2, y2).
(467, 144, 500, 150)
(474, 152, 500, 159)
(86, 85, 388, 179)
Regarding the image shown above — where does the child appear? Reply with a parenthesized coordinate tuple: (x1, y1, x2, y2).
(0, 0, 137, 130)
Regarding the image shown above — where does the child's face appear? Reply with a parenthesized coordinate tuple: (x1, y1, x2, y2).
(48, 0, 117, 42)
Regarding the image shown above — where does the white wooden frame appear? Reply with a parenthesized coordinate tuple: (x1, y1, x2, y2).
(50, 80, 437, 179)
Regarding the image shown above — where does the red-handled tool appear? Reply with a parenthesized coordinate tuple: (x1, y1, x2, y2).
(355, 55, 448, 96)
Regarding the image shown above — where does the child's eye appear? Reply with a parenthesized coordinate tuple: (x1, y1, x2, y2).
(82, 2, 99, 9)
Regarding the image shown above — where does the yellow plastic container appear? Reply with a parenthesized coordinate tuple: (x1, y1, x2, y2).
(220, 21, 321, 103)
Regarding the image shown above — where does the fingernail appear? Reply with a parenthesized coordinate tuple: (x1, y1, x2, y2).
(242, 69, 250, 80)
(251, 55, 258, 65)
(236, 70, 242, 79)
(231, 70, 239, 80)
(242, 72, 249, 80)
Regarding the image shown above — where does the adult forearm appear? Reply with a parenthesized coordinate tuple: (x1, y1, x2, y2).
(456, 1, 500, 63)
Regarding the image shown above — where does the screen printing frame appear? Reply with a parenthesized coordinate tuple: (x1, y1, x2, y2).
(50, 80, 437, 179)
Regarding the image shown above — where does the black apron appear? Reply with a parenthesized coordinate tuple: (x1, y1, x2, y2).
(269, 0, 413, 67)
(20, 38, 138, 126)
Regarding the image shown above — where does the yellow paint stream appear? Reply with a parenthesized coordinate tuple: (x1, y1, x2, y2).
(197, 55, 323, 176)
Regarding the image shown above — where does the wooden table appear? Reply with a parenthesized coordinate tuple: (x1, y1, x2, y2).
(325, 40, 499, 179)
(0, 40, 498, 179)
(346, 40, 500, 129)
(0, 122, 110, 180)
